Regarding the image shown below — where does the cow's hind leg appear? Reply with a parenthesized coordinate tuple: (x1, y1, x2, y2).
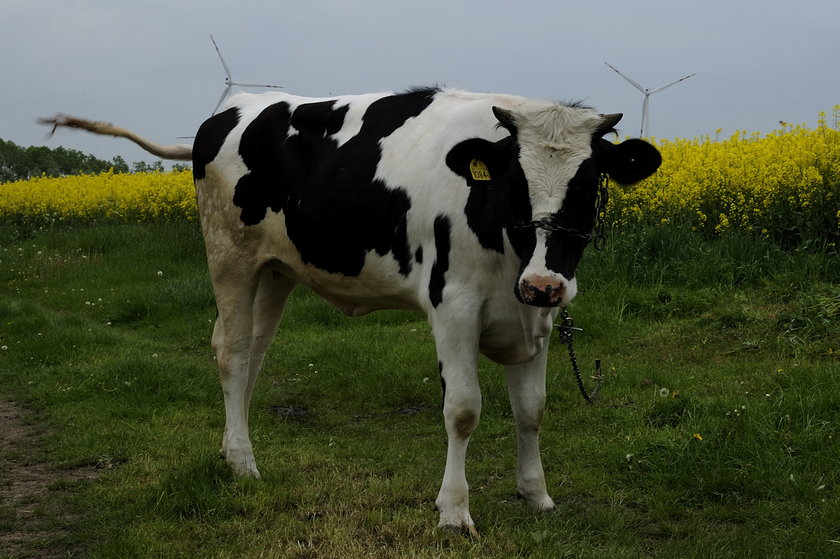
(212, 266, 293, 478)
(244, 268, 295, 425)
(504, 345, 555, 511)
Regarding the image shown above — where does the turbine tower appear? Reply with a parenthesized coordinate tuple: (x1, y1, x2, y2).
(211, 35, 283, 114)
(604, 62, 695, 137)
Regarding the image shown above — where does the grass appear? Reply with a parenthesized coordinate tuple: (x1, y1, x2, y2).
(0, 221, 838, 558)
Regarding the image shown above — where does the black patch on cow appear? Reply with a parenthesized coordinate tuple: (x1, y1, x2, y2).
(232, 88, 437, 276)
(192, 107, 240, 181)
(290, 100, 349, 137)
(429, 215, 451, 308)
(543, 157, 601, 279)
(415, 246, 423, 264)
(233, 102, 292, 225)
(446, 137, 535, 259)
(439, 361, 446, 405)
(542, 138, 662, 279)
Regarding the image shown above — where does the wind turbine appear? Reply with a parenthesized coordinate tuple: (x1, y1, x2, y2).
(604, 62, 694, 137)
(211, 35, 282, 114)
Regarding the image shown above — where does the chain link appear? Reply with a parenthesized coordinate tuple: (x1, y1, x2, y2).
(515, 174, 610, 250)
(514, 219, 594, 242)
(592, 174, 609, 251)
(554, 307, 603, 403)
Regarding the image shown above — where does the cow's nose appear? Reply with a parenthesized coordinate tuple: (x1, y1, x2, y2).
(519, 276, 566, 307)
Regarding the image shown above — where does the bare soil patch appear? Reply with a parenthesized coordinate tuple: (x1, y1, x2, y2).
(0, 399, 100, 558)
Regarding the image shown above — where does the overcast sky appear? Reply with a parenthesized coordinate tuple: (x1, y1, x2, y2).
(3, 0, 838, 166)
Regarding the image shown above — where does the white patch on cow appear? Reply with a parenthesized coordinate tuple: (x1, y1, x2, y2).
(330, 93, 391, 147)
(225, 91, 282, 120)
(517, 229, 577, 305)
(520, 230, 551, 277)
(376, 91, 508, 207)
(513, 103, 602, 220)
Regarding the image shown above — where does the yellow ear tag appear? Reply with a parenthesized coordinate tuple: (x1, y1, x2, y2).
(469, 159, 492, 181)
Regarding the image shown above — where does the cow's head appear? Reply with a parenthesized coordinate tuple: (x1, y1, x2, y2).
(447, 102, 661, 307)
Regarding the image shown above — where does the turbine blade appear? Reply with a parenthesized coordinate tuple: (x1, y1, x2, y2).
(210, 34, 233, 81)
(604, 61, 646, 93)
(232, 82, 284, 89)
(641, 96, 650, 137)
(649, 73, 696, 94)
(213, 86, 232, 115)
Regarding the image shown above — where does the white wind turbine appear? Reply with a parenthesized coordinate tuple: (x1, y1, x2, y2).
(604, 62, 695, 137)
(211, 35, 283, 114)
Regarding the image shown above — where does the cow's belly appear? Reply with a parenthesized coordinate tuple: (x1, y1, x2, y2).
(264, 252, 422, 317)
(308, 284, 420, 317)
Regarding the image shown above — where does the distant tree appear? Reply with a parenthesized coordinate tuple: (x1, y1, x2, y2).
(0, 138, 162, 182)
(0, 139, 20, 182)
(131, 160, 165, 173)
(110, 155, 130, 174)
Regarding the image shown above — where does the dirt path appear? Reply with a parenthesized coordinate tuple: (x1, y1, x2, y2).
(0, 399, 99, 558)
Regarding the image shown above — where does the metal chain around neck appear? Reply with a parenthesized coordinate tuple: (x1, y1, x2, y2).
(554, 306, 603, 403)
(592, 174, 609, 251)
(515, 174, 610, 250)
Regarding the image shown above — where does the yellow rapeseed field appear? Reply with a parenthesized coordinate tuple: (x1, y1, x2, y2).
(613, 107, 840, 243)
(0, 169, 197, 224)
(1, 108, 838, 243)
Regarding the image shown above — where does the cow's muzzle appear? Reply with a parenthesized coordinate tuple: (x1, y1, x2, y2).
(517, 275, 568, 307)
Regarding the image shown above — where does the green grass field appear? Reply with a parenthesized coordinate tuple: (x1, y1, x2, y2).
(1, 221, 838, 558)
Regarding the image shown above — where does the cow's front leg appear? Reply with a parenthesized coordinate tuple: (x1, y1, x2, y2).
(505, 345, 555, 511)
(432, 314, 482, 536)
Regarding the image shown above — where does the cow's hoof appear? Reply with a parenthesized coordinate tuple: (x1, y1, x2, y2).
(437, 506, 479, 539)
(517, 490, 556, 511)
(439, 522, 480, 539)
(220, 449, 261, 478)
(229, 459, 261, 479)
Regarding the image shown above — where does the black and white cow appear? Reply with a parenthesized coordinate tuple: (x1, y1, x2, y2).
(46, 86, 660, 533)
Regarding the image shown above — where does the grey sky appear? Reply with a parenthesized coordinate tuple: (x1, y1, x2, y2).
(3, 0, 837, 166)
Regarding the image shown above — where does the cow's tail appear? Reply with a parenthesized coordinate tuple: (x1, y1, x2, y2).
(39, 115, 193, 161)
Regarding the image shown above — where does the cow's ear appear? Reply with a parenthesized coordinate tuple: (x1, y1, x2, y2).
(446, 138, 511, 187)
(602, 138, 662, 185)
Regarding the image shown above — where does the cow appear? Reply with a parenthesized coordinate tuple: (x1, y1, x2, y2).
(44, 86, 661, 534)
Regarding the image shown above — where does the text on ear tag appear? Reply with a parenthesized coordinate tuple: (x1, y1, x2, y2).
(469, 159, 492, 181)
